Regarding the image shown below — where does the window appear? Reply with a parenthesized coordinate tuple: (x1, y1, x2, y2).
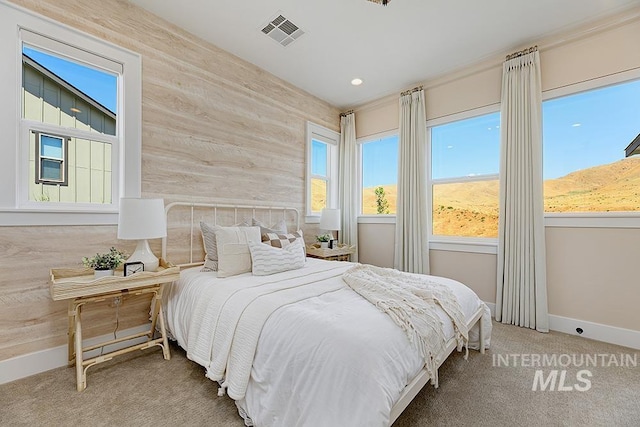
(429, 110, 500, 239)
(311, 140, 329, 212)
(542, 78, 640, 215)
(0, 3, 142, 225)
(359, 133, 398, 215)
(35, 132, 68, 186)
(306, 122, 339, 220)
(23, 45, 117, 204)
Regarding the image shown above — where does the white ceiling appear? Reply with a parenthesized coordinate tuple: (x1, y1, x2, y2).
(129, 0, 640, 109)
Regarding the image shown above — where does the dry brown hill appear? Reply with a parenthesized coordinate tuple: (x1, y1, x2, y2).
(314, 157, 640, 237)
(544, 156, 640, 212)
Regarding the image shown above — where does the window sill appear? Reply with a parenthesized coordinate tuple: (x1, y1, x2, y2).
(429, 238, 498, 254)
(358, 215, 396, 224)
(0, 209, 119, 226)
(544, 213, 640, 228)
(305, 215, 320, 224)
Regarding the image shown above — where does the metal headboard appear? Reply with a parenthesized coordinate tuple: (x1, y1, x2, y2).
(161, 202, 300, 267)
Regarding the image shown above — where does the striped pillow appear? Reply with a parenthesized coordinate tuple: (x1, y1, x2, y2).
(248, 238, 306, 276)
(261, 230, 304, 248)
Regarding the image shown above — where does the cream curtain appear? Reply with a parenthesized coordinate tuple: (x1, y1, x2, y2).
(496, 49, 549, 332)
(394, 89, 429, 274)
(339, 112, 358, 262)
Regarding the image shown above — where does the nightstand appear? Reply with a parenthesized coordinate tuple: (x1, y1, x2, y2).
(50, 259, 180, 391)
(306, 244, 356, 262)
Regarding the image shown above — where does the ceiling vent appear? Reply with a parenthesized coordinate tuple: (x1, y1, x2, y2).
(261, 14, 305, 47)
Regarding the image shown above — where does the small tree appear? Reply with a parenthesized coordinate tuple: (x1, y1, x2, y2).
(374, 186, 390, 214)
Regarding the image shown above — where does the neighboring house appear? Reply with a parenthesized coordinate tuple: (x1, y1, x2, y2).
(22, 54, 116, 204)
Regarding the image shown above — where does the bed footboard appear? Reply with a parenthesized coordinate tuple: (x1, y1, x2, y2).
(388, 305, 486, 425)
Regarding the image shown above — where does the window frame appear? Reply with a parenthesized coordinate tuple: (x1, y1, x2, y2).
(34, 131, 69, 186)
(541, 68, 640, 229)
(426, 104, 501, 251)
(0, 2, 141, 226)
(305, 121, 339, 223)
(357, 129, 399, 222)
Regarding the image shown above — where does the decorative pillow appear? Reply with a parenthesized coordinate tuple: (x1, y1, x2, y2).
(215, 226, 261, 278)
(200, 221, 220, 272)
(200, 220, 251, 272)
(252, 218, 287, 235)
(248, 238, 306, 276)
(261, 230, 304, 248)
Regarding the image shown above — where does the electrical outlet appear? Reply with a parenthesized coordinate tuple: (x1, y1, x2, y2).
(114, 296, 122, 306)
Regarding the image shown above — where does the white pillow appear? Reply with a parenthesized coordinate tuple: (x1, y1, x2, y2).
(215, 226, 261, 278)
(248, 238, 306, 276)
(200, 220, 251, 272)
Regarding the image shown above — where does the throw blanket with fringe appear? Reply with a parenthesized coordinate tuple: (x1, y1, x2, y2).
(342, 264, 469, 387)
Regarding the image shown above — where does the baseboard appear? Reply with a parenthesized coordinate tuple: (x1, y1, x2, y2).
(485, 301, 640, 350)
(0, 324, 152, 385)
(548, 314, 640, 350)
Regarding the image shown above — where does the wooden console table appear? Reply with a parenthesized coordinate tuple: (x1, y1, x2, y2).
(50, 260, 180, 391)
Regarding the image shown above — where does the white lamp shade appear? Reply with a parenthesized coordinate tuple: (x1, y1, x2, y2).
(319, 208, 341, 231)
(117, 198, 167, 240)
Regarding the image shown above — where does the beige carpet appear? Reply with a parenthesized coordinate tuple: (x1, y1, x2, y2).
(1, 322, 638, 426)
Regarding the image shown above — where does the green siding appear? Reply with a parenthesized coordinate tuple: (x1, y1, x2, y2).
(23, 63, 116, 204)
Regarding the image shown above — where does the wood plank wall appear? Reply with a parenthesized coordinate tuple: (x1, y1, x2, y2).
(1, 0, 339, 362)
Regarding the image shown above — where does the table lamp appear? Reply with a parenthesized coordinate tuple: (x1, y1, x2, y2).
(319, 208, 341, 246)
(117, 198, 166, 271)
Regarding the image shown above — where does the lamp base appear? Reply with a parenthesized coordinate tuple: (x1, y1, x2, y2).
(127, 239, 159, 271)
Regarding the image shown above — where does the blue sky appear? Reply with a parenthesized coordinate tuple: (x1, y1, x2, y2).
(371, 78, 640, 184)
(542, 80, 640, 179)
(23, 46, 117, 113)
(362, 135, 399, 187)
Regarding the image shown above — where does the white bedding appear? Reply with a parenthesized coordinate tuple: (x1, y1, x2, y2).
(164, 258, 491, 427)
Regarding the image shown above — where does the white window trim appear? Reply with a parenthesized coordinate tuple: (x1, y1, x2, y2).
(427, 105, 501, 245)
(358, 215, 396, 224)
(356, 129, 399, 222)
(0, 1, 141, 226)
(305, 121, 339, 223)
(429, 238, 498, 255)
(540, 67, 640, 228)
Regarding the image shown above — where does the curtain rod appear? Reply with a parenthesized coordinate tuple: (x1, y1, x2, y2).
(505, 45, 538, 61)
(340, 110, 354, 117)
(400, 85, 423, 96)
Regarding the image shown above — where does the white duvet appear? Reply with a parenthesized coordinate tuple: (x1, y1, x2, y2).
(164, 258, 491, 427)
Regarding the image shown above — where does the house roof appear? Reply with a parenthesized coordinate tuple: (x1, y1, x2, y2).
(22, 54, 116, 120)
(626, 134, 640, 157)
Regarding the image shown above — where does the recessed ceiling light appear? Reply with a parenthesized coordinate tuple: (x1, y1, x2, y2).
(572, 123, 581, 127)
(351, 78, 363, 86)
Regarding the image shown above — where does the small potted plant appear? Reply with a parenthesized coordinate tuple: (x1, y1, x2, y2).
(316, 233, 332, 249)
(83, 247, 127, 278)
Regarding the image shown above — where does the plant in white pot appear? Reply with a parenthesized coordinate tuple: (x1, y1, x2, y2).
(316, 233, 332, 249)
(83, 247, 127, 278)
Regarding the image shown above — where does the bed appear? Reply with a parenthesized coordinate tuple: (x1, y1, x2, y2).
(161, 202, 492, 426)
